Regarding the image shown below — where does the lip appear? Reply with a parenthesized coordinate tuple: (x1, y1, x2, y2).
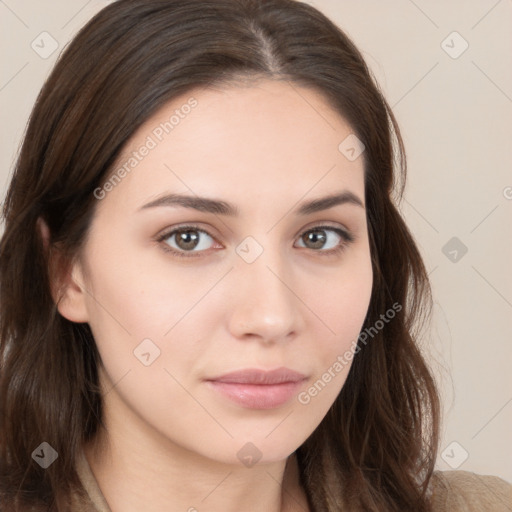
(204, 367, 308, 409)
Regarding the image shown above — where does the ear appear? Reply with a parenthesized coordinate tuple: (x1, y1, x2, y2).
(37, 217, 90, 323)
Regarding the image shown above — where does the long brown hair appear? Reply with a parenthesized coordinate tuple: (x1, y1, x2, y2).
(0, 0, 440, 510)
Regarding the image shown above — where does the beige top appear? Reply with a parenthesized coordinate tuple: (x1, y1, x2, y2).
(72, 450, 512, 511)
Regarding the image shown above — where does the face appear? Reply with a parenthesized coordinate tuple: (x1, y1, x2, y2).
(61, 79, 373, 466)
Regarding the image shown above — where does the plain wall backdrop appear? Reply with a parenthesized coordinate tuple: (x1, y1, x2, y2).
(0, 0, 511, 482)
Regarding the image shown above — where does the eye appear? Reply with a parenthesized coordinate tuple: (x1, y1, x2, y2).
(155, 224, 356, 259)
(157, 225, 217, 258)
(294, 226, 355, 256)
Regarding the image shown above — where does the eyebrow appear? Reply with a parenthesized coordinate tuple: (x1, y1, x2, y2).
(138, 190, 365, 216)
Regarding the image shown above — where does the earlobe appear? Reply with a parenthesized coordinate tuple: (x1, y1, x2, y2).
(56, 264, 90, 323)
(37, 216, 90, 323)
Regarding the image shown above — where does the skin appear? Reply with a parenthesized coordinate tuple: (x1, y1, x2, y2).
(53, 79, 373, 511)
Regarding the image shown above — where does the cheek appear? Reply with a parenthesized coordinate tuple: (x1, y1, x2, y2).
(83, 241, 205, 339)
(313, 250, 373, 351)
(81, 239, 226, 394)
(295, 252, 373, 408)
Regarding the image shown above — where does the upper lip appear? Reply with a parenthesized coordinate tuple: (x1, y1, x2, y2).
(206, 367, 307, 385)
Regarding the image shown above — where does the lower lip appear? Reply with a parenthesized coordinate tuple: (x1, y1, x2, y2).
(205, 380, 305, 409)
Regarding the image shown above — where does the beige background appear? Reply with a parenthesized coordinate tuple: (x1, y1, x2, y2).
(1, 0, 511, 482)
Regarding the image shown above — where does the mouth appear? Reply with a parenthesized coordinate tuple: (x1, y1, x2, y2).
(204, 367, 308, 409)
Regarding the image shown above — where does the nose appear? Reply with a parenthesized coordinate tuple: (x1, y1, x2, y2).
(226, 246, 304, 344)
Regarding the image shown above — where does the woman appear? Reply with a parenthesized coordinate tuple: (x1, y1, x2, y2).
(0, 0, 510, 510)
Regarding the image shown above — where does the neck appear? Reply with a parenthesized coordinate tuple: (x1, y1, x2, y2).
(83, 406, 309, 512)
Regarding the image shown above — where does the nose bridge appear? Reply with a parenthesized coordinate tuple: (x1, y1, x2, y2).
(228, 236, 301, 341)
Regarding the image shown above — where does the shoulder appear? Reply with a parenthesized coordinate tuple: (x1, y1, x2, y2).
(428, 469, 512, 511)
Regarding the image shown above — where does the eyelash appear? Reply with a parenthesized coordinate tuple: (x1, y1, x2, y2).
(155, 224, 356, 259)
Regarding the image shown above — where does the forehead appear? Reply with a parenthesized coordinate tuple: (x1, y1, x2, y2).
(99, 79, 365, 214)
